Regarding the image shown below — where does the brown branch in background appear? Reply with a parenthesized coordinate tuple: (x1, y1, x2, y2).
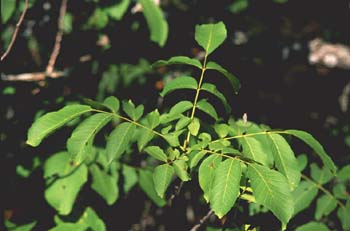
(1, 0, 29, 61)
(46, 0, 68, 74)
(190, 209, 213, 231)
(309, 38, 350, 70)
(1, 71, 65, 82)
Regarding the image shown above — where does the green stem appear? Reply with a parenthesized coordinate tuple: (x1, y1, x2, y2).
(301, 174, 345, 209)
(91, 109, 165, 138)
(182, 54, 208, 150)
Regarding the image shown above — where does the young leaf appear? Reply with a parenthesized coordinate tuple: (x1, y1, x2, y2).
(122, 100, 144, 121)
(44, 152, 88, 215)
(103, 96, 120, 113)
(196, 99, 219, 120)
(27, 105, 92, 147)
(140, 0, 168, 47)
(199, 155, 222, 202)
(153, 164, 174, 198)
(106, 122, 136, 162)
(268, 133, 300, 190)
(139, 169, 166, 207)
(152, 56, 202, 69)
(315, 194, 337, 220)
(292, 181, 318, 215)
(247, 163, 294, 225)
(239, 136, 269, 166)
(210, 159, 241, 218)
(295, 222, 330, 231)
(173, 159, 190, 181)
(90, 164, 119, 205)
(206, 61, 241, 94)
(284, 130, 336, 173)
(144, 146, 168, 162)
(188, 118, 200, 136)
(195, 22, 227, 55)
(310, 163, 333, 184)
(67, 113, 112, 163)
(160, 76, 198, 97)
(201, 83, 231, 112)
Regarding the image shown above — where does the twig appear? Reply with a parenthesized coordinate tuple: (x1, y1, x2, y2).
(1, 0, 29, 61)
(1, 71, 65, 81)
(46, 0, 68, 74)
(190, 209, 213, 231)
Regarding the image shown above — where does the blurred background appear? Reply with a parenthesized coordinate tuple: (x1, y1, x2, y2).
(1, 0, 349, 230)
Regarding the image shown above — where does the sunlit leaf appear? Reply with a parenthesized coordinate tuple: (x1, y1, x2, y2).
(195, 22, 227, 55)
(160, 76, 198, 97)
(153, 164, 174, 198)
(152, 56, 202, 69)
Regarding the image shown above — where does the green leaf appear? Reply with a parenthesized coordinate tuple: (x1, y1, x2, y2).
(199, 155, 222, 202)
(122, 165, 138, 193)
(295, 222, 330, 231)
(103, 96, 120, 113)
(152, 56, 202, 69)
(105, 0, 130, 20)
(144, 146, 168, 162)
(310, 163, 333, 184)
(122, 100, 144, 121)
(285, 130, 336, 173)
(27, 105, 92, 147)
(1, 0, 16, 23)
(85, 8, 109, 30)
(163, 130, 184, 147)
(337, 165, 350, 182)
(169, 101, 193, 115)
(247, 163, 294, 224)
(292, 181, 318, 215)
(228, 0, 249, 14)
(175, 116, 191, 130)
(67, 113, 112, 163)
(214, 124, 229, 138)
(106, 122, 136, 162)
(268, 133, 300, 190)
(188, 118, 200, 136)
(4, 220, 37, 231)
(195, 22, 227, 55)
(315, 194, 337, 220)
(201, 83, 231, 112)
(137, 110, 160, 151)
(138, 169, 166, 207)
(337, 199, 350, 230)
(90, 164, 119, 205)
(239, 136, 269, 166)
(297, 154, 308, 171)
(160, 76, 198, 97)
(44, 152, 88, 215)
(79, 207, 106, 231)
(333, 183, 348, 199)
(140, 0, 168, 46)
(206, 61, 241, 94)
(196, 99, 219, 120)
(173, 159, 190, 181)
(189, 150, 207, 169)
(49, 223, 85, 231)
(153, 164, 174, 198)
(210, 159, 241, 218)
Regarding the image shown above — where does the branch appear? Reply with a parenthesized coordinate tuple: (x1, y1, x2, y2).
(46, 0, 68, 74)
(190, 209, 213, 231)
(1, 0, 29, 61)
(1, 71, 65, 82)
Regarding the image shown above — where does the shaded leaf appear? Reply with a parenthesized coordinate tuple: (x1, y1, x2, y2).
(144, 146, 168, 162)
(140, 0, 168, 46)
(295, 222, 330, 231)
(315, 194, 337, 220)
(105, 0, 130, 20)
(310, 163, 333, 184)
(199, 155, 222, 202)
(173, 159, 190, 181)
(122, 100, 144, 121)
(201, 83, 231, 112)
(292, 181, 318, 215)
(103, 96, 120, 113)
(139, 169, 166, 207)
(122, 165, 138, 193)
